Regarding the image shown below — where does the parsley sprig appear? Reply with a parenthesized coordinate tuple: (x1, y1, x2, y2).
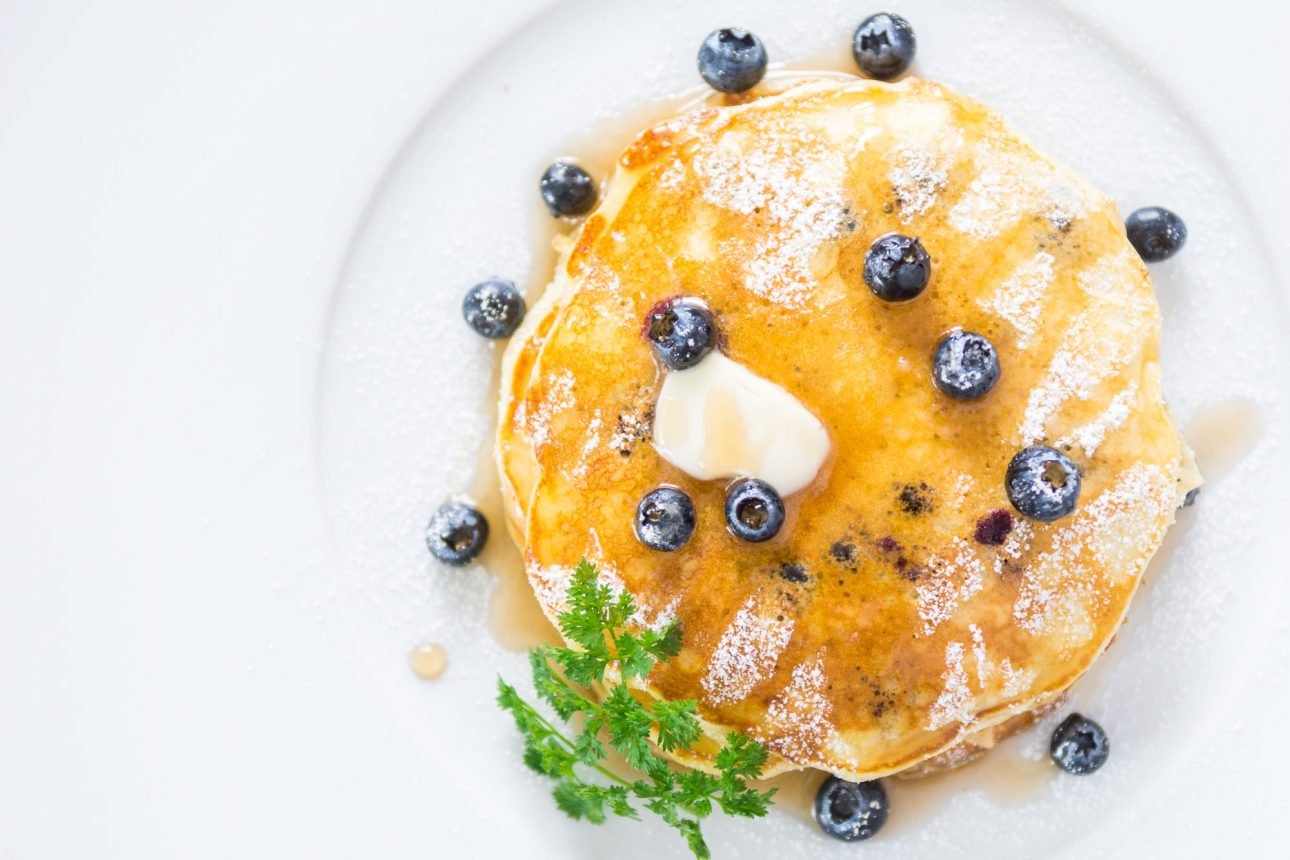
(497, 559, 776, 858)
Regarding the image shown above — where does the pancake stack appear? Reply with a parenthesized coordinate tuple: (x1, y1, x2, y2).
(496, 77, 1197, 781)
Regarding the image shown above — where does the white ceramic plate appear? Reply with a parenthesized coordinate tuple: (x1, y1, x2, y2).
(3, 1, 1289, 858)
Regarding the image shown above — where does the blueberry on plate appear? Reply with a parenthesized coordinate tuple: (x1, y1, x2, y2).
(634, 487, 696, 552)
(864, 233, 931, 302)
(1006, 446, 1082, 522)
(697, 27, 769, 94)
(852, 13, 917, 80)
(540, 161, 598, 218)
(1125, 206, 1187, 262)
(814, 777, 888, 842)
(725, 479, 785, 543)
(1050, 713, 1110, 775)
(933, 330, 1001, 400)
(425, 503, 489, 566)
(646, 300, 715, 370)
(462, 278, 526, 339)
(1183, 487, 1201, 507)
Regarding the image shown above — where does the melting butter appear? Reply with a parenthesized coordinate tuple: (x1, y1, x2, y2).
(652, 352, 829, 496)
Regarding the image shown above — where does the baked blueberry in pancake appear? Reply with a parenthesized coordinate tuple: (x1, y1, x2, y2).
(496, 76, 1198, 781)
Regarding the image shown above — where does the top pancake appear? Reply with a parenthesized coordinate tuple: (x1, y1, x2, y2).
(497, 76, 1196, 780)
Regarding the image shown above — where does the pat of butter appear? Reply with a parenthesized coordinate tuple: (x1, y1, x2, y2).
(652, 352, 829, 496)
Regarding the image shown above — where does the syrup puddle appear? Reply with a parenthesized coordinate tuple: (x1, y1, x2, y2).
(760, 727, 1056, 834)
(884, 736, 1055, 836)
(760, 769, 828, 826)
(408, 642, 449, 681)
(466, 357, 561, 653)
(1185, 396, 1265, 482)
(460, 199, 565, 654)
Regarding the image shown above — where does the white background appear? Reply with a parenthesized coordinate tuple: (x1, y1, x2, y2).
(2, 1, 1287, 857)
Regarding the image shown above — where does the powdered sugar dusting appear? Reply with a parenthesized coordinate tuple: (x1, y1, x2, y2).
(529, 559, 626, 620)
(946, 163, 1021, 239)
(967, 625, 1036, 699)
(566, 409, 603, 482)
(1017, 250, 1152, 444)
(519, 370, 575, 449)
(951, 472, 975, 510)
(643, 595, 681, 633)
(701, 593, 796, 705)
(758, 656, 835, 761)
(917, 537, 986, 635)
(948, 150, 1087, 240)
(928, 642, 975, 731)
(889, 146, 949, 222)
(529, 556, 675, 634)
(999, 658, 1037, 698)
(994, 518, 1034, 577)
(1057, 382, 1139, 456)
(1013, 462, 1176, 646)
(1076, 247, 1150, 304)
(969, 623, 992, 688)
(978, 252, 1056, 349)
(608, 408, 650, 455)
(1042, 183, 1087, 231)
(696, 131, 849, 309)
(1016, 315, 1109, 444)
(656, 158, 686, 190)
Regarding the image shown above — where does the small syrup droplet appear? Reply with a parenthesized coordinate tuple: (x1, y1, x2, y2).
(409, 643, 448, 681)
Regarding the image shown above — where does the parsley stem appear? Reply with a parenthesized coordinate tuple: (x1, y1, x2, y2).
(521, 699, 634, 789)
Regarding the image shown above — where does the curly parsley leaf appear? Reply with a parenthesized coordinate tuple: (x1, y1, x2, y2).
(557, 559, 615, 652)
(715, 731, 770, 784)
(651, 698, 703, 753)
(528, 648, 592, 720)
(496, 559, 775, 858)
(642, 619, 685, 661)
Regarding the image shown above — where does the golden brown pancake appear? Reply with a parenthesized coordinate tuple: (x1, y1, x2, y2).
(497, 76, 1197, 781)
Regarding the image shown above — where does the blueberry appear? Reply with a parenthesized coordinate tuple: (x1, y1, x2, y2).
(933, 330, 1001, 400)
(974, 509, 1014, 546)
(634, 487, 696, 552)
(814, 777, 888, 842)
(697, 28, 769, 94)
(1183, 487, 1201, 507)
(646, 300, 715, 370)
(540, 161, 598, 218)
(852, 13, 917, 80)
(1050, 713, 1110, 775)
(1006, 446, 1082, 522)
(425, 503, 489, 566)
(1125, 206, 1187, 262)
(725, 479, 785, 543)
(863, 233, 931, 302)
(462, 278, 526, 339)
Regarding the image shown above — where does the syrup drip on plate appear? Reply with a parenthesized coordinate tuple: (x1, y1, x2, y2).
(468, 347, 561, 653)
(408, 642, 449, 681)
(884, 736, 1056, 836)
(1185, 396, 1265, 482)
